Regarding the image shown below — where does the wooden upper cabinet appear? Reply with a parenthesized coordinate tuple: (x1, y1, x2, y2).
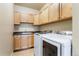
(60, 3, 72, 20)
(34, 14, 40, 25)
(14, 12, 21, 24)
(21, 13, 34, 23)
(21, 13, 27, 22)
(49, 3, 59, 22)
(27, 14, 34, 23)
(40, 8, 49, 24)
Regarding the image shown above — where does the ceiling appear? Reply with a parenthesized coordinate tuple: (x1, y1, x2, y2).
(15, 3, 46, 10)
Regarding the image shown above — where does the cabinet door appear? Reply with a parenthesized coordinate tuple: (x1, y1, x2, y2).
(28, 34, 34, 48)
(60, 3, 72, 20)
(40, 8, 49, 24)
(49, 3, 59, 22)
(27, 14, 34, 23)
(21, 13, 33, 23)
(31, 34, 34, 47)
(21, 13, 27, 22)
(14, 12, 20, 24)
(34, 14, 40, 25)
(28, 35, 33, 48)
(21, 35, 29, 49)
(14, 35, 21, 50)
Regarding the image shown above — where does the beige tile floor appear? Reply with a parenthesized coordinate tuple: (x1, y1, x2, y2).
(12, 48, 34, 56)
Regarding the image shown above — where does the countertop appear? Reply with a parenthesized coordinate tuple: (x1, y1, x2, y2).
(13, 31, 41, 35)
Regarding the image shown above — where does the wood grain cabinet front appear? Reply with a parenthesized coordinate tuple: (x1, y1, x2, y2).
(40, 8, 49, 24)
(34, 14, 40, 25)
(31, 34, 34, 47)
(48, 3, 59, 22)
(14, 35, 21, 50)
(21, 13, 34, 23)
(20, 34, 34, 49)
(14, 12, 21, 24)
(28, 34, 34, 48)
(21, 35, 29, 49)
(60, 3, 72, 20)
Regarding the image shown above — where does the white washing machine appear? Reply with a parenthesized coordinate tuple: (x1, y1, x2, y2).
(34, 32, 72, 56)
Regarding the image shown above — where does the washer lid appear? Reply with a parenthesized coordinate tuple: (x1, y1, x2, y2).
(40, 33, 72, 44)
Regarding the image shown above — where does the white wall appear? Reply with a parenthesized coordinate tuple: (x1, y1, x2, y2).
(14, 5, 39, 32)
(0, 3, 14, 56)
(72, 3, 79, 56)
(40, 20, 72, 31)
